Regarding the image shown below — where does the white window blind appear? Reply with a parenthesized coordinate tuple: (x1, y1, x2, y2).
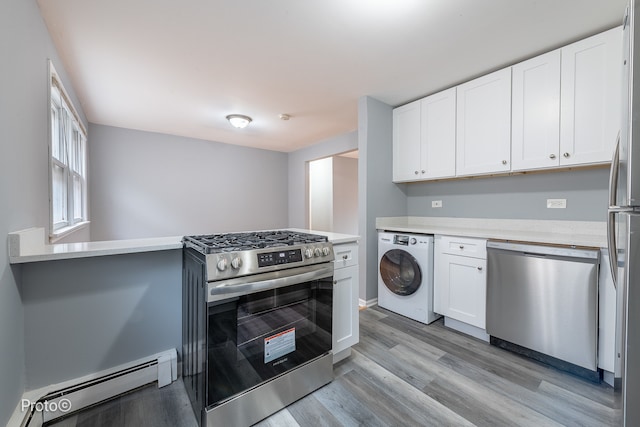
(49, 61, 88, 240)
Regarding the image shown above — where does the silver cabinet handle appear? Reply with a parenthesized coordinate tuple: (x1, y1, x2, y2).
(333, 280, 338, 285)
(414, 170, 419, 175)
(563, 152, 571, 158)
(477, 266, 483, 271)
(342, 254, 348, 260)
(421, 170, 425, 174)
(549, 154, 556, 159)
(459, 245, 464, 249)
(502, 160, 508, 165)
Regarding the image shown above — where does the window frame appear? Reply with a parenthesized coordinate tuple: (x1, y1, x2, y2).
(48, 60, 89, 242)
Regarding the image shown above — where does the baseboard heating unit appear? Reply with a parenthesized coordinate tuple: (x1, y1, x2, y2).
(10, 349, 177, 427)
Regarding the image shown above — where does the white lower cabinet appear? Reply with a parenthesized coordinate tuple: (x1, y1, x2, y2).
(332, 242, 359, 363)
(434, 236, 488, 332)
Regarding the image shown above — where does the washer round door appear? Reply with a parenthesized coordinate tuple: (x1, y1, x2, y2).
(379, 249, 422, 296)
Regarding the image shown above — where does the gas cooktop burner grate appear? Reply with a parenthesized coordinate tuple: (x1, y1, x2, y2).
(183, 230, 328, 254)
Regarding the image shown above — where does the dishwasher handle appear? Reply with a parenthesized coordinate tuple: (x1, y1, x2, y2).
(487, 241, 599, 262)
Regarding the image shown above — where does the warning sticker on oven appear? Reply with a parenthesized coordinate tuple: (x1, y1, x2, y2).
(264, 328, 296, 363)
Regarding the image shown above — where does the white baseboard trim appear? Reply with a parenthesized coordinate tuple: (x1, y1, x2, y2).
(603, 370, 615, 387)
(359, 298, 378, 308)
(9, 349, 178, 427)
(332, 348, 352, 364)
(443, 317, 490, 342)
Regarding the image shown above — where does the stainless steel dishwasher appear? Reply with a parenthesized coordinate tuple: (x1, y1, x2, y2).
(486, 241, 600, 377)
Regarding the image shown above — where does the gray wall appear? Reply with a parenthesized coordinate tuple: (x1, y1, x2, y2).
(309, 157, 333, 231)
(288, 131, 358, 229)
(358, 96, 408, 302)
(21, 250, 181, 389)
(333, 156, 359, 235)
(89, 124, 289, 240)
(406, 168, 609, 221)
(0, 0, 87, 423)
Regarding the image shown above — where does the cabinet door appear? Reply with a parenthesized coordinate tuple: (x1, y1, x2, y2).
(456, 68, 512, 176)
(560, 27, 622, 166)
(393, 100, 422, 182)
(332, 264, 359, 355)
(421, 87, 456, 179)
(512, 50, 561, 171)
(437, 253, 487, 328)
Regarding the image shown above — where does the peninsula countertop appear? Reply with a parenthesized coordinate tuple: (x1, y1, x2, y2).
(9, 227, 360, 264)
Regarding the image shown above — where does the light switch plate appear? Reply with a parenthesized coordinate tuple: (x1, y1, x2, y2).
(547, 199, 567, 209)
(432, 200, 443, 208)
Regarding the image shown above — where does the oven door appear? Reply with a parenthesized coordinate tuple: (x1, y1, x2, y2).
(206, 263, 333, 409)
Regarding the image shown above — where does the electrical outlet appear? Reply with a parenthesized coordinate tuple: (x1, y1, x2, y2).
(432, 200, 443, 208)
(547, 199, 567, 209)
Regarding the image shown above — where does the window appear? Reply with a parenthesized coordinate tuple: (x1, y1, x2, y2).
(49, 61, 88, 240)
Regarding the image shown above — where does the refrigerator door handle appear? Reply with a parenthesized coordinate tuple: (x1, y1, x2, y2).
(607, 210, 618, 288)
(607, 132, 621, 288)
(609, 132, 621, 207)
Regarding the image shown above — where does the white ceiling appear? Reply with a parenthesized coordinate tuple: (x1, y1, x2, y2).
(37, 0, 627, 153)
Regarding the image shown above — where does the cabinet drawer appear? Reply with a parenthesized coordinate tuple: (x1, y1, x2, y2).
(436, 235, 487, 259)
(333, 243, 358, 269)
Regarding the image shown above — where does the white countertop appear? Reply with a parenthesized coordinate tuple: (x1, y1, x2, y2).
(287, 228, 359, 245)
(8, 228, 183, 264)
(376, 217, 607, 248)
(8, 228, 359, 264)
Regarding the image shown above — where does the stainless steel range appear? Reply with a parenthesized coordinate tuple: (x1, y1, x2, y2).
(182, 230, 334, 427)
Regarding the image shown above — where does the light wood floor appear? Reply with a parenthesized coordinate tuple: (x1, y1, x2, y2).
(47, 306, 621, 426)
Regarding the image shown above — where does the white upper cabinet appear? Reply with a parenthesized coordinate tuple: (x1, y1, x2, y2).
(560, 27, 622, 166)
(393, 100, 422, 182)
(391, 27, 622, 182)
(420, 88, 457, 179)
(392, 88, 456, 182)
(512, 50, 561, 171)
(456, 68, 512, 176)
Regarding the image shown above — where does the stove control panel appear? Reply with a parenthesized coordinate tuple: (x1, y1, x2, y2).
(257, 249, 303, 267)
(204, 242, 334, 281)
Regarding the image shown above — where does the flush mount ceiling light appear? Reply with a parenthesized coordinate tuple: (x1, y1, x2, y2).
(226, 114, 252, 129)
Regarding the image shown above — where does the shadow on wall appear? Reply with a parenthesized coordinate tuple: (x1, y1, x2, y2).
(406, 167, 609, 221)
(19, 250, 182, 389)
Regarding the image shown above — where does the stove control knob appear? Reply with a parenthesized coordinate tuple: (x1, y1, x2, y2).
(410, 238, 417, 245)
(231, 257, 242, 269)
(304, 248, 314, 259)
(217, 258, 228, 271)
(322, 247, 331, 256)
(314, 248, 322, 257)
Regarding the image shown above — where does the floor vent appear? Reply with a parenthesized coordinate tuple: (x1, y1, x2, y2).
(15, 349, 177, 427)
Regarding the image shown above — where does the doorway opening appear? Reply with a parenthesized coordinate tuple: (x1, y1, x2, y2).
(308, 150, 358, 234)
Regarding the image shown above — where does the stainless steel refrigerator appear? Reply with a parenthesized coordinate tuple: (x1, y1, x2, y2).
(609, 2, 640, 425)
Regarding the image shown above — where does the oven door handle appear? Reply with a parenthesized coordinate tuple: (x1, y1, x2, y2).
(208, 264, 334, 302)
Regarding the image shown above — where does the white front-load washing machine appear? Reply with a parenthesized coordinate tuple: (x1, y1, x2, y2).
(378, 231, 440, 324)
